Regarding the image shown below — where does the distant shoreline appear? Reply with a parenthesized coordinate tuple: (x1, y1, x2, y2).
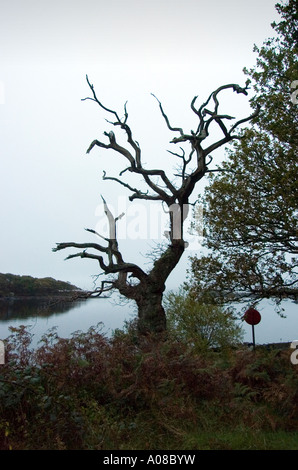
(0, 292, 85, 301)
(0, 293, 109, 301)
(0, 272, 86, 300)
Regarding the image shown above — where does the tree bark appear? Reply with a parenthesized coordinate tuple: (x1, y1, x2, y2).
(136, 240, 185, 334)
(136, 290, 167, 335)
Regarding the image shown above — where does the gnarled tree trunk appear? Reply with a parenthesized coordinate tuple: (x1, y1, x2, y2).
(135, 240, 185, 334)
(136, 291, 166, 335)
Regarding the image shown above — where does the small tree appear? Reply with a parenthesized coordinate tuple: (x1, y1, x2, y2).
(53, 77, 258, 335)
(164, 288, 243, 352)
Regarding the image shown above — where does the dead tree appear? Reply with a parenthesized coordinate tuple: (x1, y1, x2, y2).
(53, 76, 259, 335)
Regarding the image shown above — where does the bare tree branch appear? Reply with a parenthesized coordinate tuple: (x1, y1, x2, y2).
(54, 77, 259, 334)
(229, 104, 261, 134)
(86, 280, 115, 298)
(53, 198, 148, 283)
(86, 131, 136, 167)
(102, 170, 151, 200)
(53, 241, 109, 254)
(151, 93, 184, 135)
(82, 75, 122, 122)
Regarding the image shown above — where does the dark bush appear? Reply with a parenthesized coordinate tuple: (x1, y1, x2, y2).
(0, 323, 297, 449)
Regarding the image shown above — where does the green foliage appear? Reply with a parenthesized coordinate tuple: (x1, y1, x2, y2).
(189, 1, 298, 307)
(0, 324, 298, 450)
(164, 288, 244, 352)
(243, 0, 298, 144)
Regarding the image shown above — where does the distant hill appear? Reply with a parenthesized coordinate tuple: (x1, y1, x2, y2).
(0, 273, 82, 298)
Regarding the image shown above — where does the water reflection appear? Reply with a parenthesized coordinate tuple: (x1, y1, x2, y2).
(0, 297, 296, 347)
(0, 298, 87, 322)
(0, 296, 133, 346)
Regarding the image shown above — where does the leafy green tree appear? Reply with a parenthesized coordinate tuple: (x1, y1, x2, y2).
(244, 0, 298, 145)
(164, 288, 243, 352)
(188, 1, 298, 308)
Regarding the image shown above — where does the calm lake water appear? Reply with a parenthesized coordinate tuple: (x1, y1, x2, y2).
(0, 295, 297, 348)
(0, 296, 134, 348)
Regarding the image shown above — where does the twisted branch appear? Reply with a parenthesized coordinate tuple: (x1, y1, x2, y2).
(54, 78, 259, 301)
(84, 77, 259, 208)
(53, 199, 148, 286)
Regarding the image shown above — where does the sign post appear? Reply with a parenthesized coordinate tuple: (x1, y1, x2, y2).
(244, 308, 261, 350)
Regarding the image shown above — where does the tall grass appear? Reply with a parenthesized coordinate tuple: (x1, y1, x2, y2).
(0, 323, 297, 450)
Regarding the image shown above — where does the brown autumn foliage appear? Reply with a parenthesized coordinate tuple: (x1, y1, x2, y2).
(0, 323, 297, 449)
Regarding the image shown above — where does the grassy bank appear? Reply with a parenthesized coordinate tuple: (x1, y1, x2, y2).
(0, 324, 297, 450)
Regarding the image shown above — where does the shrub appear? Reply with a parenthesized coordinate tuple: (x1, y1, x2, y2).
(164, 288, 244, 352)
(0, 323, 297, 449)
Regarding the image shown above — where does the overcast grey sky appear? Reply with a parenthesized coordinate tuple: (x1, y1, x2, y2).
(0, 0, 279, 291)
